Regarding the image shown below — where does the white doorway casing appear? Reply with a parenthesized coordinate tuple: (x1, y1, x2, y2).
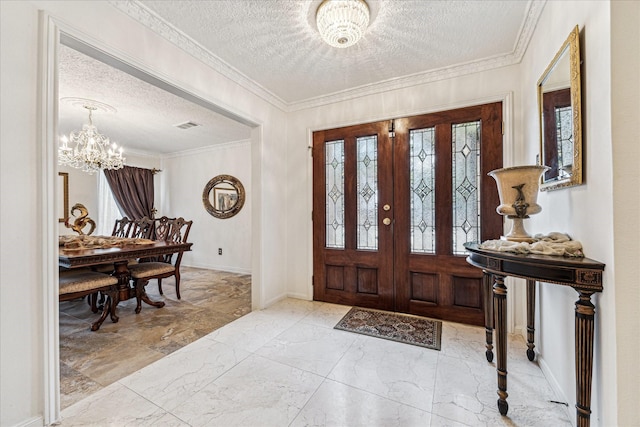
(36, 7, 279, 423)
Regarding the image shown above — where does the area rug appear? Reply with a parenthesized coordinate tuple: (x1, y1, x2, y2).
(334, 307, 442, 350)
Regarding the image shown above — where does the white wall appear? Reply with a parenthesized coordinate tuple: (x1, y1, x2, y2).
(610, 2, 640, 424)
(160, 141, 252, 274)
(518, 1, 638, 425)
(0, 2, 42, 426)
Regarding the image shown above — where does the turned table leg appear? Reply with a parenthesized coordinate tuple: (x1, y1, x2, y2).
(493, 274, 509, 416)
(483, 271, 494, 362)
(526, 279, 536, 361)
(575, 290, 596, 427)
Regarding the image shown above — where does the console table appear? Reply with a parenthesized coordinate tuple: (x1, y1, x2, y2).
(463, 242, 604, 427)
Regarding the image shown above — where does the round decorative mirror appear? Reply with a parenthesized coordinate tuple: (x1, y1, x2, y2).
(202, 174, 245, 219)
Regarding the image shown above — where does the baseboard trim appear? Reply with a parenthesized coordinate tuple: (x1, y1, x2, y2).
(286, 291, 312, 301)
(184, 263, 251, 275)
(12, 416, 43, 427)
(262, 292, 288, 308)
(537, 355, 573, 424)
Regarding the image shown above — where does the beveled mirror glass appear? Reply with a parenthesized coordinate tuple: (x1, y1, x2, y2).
(537, 25, 583, 191)
(202, 174, 245, 219)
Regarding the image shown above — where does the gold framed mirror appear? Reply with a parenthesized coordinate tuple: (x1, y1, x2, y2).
(537, 25, 583, 191)
(202, 174, 245, 219)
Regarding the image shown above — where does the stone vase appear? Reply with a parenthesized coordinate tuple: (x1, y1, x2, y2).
(488, 165, 549, 242)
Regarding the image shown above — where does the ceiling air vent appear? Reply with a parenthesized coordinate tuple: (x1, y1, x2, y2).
(174, 121, 200, 130)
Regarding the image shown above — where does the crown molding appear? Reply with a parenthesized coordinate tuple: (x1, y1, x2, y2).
(109, 0, 289, 111)
(289, 0, 546, 111)
(513, 0, 546, 63)
(289, 52, 519, 111)
(161, 139, 251, 160)
(110, 0, 545, 113)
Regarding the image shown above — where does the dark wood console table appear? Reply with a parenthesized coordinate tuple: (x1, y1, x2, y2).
(463, 242, 604, 427)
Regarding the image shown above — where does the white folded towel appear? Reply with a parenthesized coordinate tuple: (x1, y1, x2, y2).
(479, 232, 584, 257)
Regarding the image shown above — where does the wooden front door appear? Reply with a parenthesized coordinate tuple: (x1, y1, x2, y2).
(313, 102, 503, 325)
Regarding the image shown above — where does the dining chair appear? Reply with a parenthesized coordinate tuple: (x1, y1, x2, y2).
(128, 217, 193, 304)
(152, 216, 173, 240)
(93, 216, 139, 275)
(130, 216, 154, 239)
(111, 216, 133, 237)
(59, 269, 119, 331)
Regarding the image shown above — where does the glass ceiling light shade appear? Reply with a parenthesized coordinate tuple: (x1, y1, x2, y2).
(58, 105, 125, 174)
(316, 0, 370, 48)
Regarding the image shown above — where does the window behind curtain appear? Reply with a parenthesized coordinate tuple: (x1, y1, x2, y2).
(97, 172, 123, 236)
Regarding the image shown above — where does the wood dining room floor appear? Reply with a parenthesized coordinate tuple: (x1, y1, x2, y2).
(59, 266, 251, 409)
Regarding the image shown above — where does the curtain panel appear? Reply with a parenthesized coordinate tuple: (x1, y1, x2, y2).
(103, 166, 155, 220)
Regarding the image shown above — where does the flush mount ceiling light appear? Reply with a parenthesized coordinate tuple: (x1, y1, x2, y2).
(316, 0, 370, 48)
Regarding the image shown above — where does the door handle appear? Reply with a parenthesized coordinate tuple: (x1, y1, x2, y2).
(383, 218, 391, 226)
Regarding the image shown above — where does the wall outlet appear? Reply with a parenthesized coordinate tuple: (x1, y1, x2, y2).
(218, 248, 222, 255)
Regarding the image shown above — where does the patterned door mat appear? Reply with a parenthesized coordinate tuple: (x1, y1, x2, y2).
(334, 307, 442, 350)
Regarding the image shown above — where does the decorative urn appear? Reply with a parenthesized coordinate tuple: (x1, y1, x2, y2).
(488, 165, 549, 242)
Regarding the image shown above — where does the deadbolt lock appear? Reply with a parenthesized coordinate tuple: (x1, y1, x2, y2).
(383, 204, 391, 211)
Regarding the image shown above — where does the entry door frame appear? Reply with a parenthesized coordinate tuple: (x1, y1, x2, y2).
(306, 93, 517, 328)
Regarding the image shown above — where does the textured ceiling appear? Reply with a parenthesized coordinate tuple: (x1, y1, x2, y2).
(132, 0, 541, 107)
(58, 44, 252, 155)
(59, 0, 544, 155)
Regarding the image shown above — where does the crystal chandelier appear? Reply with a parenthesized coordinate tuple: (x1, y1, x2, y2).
(58, 105, 125, 174)
(316, 0, 370, 48)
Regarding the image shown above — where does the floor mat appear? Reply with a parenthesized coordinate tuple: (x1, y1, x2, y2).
(334, 307, 442, 350)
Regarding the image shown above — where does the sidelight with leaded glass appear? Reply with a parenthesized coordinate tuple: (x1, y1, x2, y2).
(409, 128, 436, 254)
(452, 121, 481, 255)
(356, 136, 378, 250)
(325, 140, 345, 249)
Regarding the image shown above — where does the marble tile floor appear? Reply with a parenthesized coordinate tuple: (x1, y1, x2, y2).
(59, 267, 252, 410)
(60, 296, 573, 426)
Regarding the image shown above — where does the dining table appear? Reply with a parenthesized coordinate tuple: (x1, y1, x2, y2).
(59, 237, 193, 323)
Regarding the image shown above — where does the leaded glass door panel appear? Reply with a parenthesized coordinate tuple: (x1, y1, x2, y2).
(393, 103, 503, 325)
(313, 121, 394, 309)
(313, 102, 503, 325)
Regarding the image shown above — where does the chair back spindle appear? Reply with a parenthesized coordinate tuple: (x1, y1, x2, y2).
(154, 216, 173, 241)
(111, 217, 133, 237)
(130, 217, 154, 239)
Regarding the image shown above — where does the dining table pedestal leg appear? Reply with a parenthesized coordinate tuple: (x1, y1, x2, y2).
(112, 260, 134, 301)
